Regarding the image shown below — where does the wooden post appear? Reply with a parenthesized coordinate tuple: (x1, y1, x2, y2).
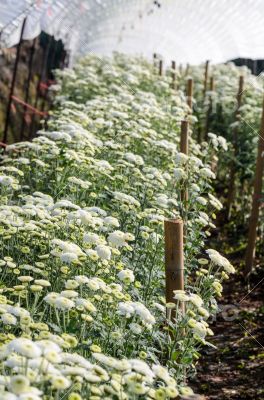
(30, 35, 52, 139)
(185, 63, 190, 76)
(245, 96, 264, 275)
(203, 60, 209, 97)
(164, 219, 184, 314)
(171, 60, 176, 89)
(3, 18, 27, 143)
(179, 64, 183, 75)
(226, 76, 244, 219)
(186, 78, 193, 111)
(20, 38, 36, 140)
(180, 120, 189, 155)
(236, 76, 244, 116)
(180, 120, 189, 203)
(159, 59, 163, 76)
(204, 76, 215, 141)
(153, 53, 157, 69)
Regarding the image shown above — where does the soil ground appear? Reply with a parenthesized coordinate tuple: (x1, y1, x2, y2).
(191, 267, 264, 399)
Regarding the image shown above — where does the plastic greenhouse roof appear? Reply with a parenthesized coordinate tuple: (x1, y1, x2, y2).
(0, 0, 264, 65)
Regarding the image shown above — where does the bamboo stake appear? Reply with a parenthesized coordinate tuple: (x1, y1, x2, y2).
(153, 53, 157, 68)
(180, 120, 189, 203)
(204, 76, 215, 141)
(185, 63, 190, 76)
(20, 38, 36, 140)
(245, 96, 264, 275)
(30, 35, 52, 139)
(159, 59, 163, 76)
(203, 60, 209, 97)
(186, 78, 193, 111)
(164, 218, 184, 317)
(3, 18, 27, 143)
(171, 60, 176, 89)
(179, 64, 183, 75)
(226, 76, 244, 219)
(180, 120, 189, 154)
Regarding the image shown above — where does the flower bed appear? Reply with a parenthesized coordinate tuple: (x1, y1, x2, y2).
(0, 54, 235, 399)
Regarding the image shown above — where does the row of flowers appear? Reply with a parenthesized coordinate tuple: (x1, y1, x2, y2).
(0, 53, 235, 399)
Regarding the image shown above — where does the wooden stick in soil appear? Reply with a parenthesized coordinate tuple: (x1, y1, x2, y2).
(164, 218, 184, 319)
(226, 75, 244, 219)
(204, 76, 215, 141)
(186, 78, 193, 111)
(171, 60, 176, 89)
(20, 38, 37, 140)
(159, 59, 163, 76)
(3, 18, 27, 143)
(153, 53, 157, 68)
(245, 95, 264, 275)
(180, 120, 189, 203)
(203, 60, 210, 98)
(185, 63, 190, 76)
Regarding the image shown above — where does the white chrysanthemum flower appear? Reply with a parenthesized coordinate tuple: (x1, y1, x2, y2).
(9, 375, 30, 395)
(60, 252, 78, 264)
(189, 293, 203, 307)
(54, 296, 75, 310)
(60, 290, 78, 299)
(175, 152, 189, 165)
(117, 269, 135, 284)
(8, 339, 42, 358)
(37, 340, 61, 354)
(152, 364, 171, 384)
(206, 249, 235, 273)
(83, 232, 101, 244)
(75, 275, 89, 284)
(95, 245, 111, 260)
(133, 303, 155, 325)
(199, 167, 216, 179)
(103, 216, 120, 227)
(51, 376, 71, 390)
(34, 279, 51, 287)
(1, 313, 17, 325)
(65, 280, 79, 290)
(113, 192, 140, 207)
(124, 152, 144, 166)
(196, 196, 207, 206)
(174, 168, 187, 180)
(76, 298, 96, 312)
(173, 290, 190, 302)
(108, 230, 127, 248)
(78, 210, 94, 225)
(44, 292, 60, 306)
(129, 323, 142, 335)
(208, 193, 223, 210)
(118, 302, 135, 318)
(68, 176, 91, 189)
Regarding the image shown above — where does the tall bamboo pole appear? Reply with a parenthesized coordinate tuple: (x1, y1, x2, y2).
(245, 96, 264, 275)
(30, 35, 52, 139)
(171, 60, 176, 89)
(20, 38, 36, 140)
(159, 59, 163, 76)
(187, 78, 193, 111)
(153, 53, 157, 62)
(203, 60, 210, 97)
(180, 120, 189, 204)
(204, 76, 215, 141)
(3, 18, 27, 143)
(226, 76, 244, 219)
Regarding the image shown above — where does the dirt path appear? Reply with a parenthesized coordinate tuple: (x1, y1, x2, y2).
(191, 270, 264, 399)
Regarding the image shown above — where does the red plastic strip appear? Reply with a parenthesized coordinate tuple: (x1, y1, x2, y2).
(11, 96, 48, 116)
